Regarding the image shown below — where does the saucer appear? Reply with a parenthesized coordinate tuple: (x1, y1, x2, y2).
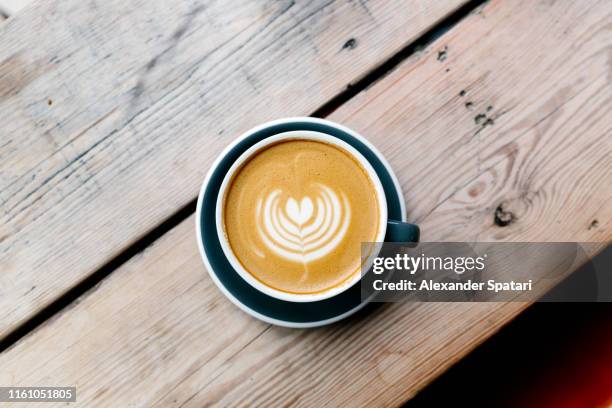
(195, 117, 407, 327)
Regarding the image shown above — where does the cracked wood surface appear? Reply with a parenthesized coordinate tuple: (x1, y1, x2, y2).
(0, 0, 469, 340)
(0, 0, 610, 406)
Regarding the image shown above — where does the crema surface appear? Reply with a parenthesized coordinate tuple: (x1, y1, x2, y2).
(223, 140, 381, 294)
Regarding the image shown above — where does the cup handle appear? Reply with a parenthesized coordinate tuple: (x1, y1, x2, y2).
(385, 220, 420, 242)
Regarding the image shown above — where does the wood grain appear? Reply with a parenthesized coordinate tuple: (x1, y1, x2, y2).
(0, 0, 609, 406)
(0, 0, 470, 339)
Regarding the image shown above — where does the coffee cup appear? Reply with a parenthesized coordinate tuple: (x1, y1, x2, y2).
(214, 124, 419, 303)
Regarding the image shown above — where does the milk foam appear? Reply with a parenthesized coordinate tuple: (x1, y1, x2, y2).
(256, 183, 350, 263)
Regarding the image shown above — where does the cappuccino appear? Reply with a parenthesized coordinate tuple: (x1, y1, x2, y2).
(222, 139, 381, 294)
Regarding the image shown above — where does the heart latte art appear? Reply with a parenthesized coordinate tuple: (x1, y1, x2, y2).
(223, 139, 381, 294)
(256, 184, 350, 263)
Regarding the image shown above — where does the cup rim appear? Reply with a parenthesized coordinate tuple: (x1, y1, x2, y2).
(215, 130, 388, 303)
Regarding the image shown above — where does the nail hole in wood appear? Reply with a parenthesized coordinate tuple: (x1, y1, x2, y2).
(437, 46, 448, 62)
(475, 113, 487, 125)
(342, 38, 357, 50)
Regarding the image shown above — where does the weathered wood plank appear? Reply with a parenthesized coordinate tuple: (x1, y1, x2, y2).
(0, 0, 470, 339)
(0, 0, 609, 406)
(0, 217, 530, 407)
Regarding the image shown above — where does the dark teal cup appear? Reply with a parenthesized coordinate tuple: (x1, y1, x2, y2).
(196, 117, 419, 327)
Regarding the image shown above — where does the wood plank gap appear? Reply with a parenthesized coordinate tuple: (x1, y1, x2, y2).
(312, 0, 488, 118)
(0, 0, 487, 354)
(0, 199, 197, 353)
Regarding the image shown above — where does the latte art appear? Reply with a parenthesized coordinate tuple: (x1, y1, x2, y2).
(257, 184, 350, 263)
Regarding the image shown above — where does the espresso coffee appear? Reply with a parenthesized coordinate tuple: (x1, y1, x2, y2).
(222, 139, 381, 295)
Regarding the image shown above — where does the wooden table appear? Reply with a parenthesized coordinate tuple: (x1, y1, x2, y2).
(0, 0, 610, 406)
